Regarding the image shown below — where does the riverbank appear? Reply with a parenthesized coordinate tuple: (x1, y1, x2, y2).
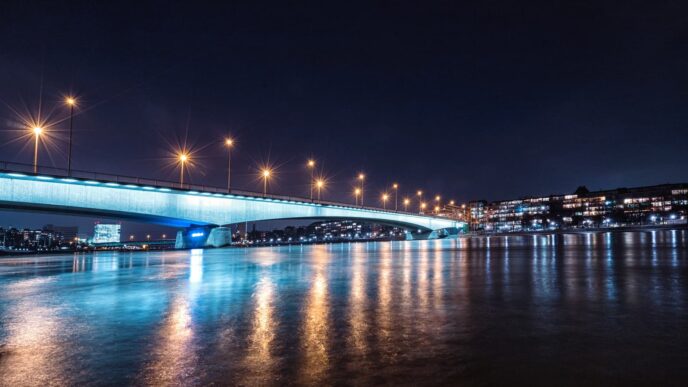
(467, 223, 688, 237)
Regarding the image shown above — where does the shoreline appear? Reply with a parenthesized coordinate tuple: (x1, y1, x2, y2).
(466, 223, 688, 238)
(1, 225, 686, 259)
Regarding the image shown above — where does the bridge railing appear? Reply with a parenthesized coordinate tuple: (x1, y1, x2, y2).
(0, 160, 457, 220)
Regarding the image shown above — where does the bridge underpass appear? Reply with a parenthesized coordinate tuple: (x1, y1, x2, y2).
(0, 168, 465, 248)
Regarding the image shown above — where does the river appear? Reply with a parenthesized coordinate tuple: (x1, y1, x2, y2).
(0, 230, 686, 386)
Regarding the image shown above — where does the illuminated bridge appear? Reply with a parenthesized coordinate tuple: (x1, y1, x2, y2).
(0, 162, 464, 248)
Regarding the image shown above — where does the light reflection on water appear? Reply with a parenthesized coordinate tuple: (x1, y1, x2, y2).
(0, 230, 687, 385)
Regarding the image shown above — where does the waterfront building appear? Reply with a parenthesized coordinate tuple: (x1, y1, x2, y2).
(470, 183, 688, 232)
(93, 223, 122, 244)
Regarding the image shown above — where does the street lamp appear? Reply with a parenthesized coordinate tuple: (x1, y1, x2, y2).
(382, 193, 389, 210)
(262, 169, 271, 196)
(316, 179, 324, 200)
(178, 153, 188, 188)
(32, 126, 43, 173)
(392, 183, 398, 211)
(225, 138, 233, 191)
(354, 188, 361, 206)
(65, 97, 77, 175)
(403, 198, 410, 212)
(307, 159, 316, 199)
(358, 173, 365, 206)
(417, 190, 423, 212)
(420, 202, 427, 214)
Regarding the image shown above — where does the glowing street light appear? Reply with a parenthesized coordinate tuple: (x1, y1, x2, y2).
(307, 159, 316, 199)
(354, 188, 361, 206)
(65, 96, 77, 175)
(32, 126, 43, 173)
(392, 183, 398, 211)
(225, 138, 234, 191)
(420, 202, 427, 214)
(262, 168, 271, 196)
(316, 179, 325, 200)
(417, 190, 423, 212)
(358, 173, 365, 205)
(403, 198, 410, 212)
(381, 193, 389, 210)
(178, 153, 189, 187)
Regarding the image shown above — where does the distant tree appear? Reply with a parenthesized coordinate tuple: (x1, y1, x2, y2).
(574, 185, 590, 195)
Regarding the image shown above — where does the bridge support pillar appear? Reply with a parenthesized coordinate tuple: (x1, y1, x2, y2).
(405, 227, 460, 241)
(174, 226, 233, 249)
(174, 227, 213, 249)
(205, 226, 232, 248)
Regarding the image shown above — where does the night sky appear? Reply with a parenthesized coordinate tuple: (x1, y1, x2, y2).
(1, 1, 687, 233)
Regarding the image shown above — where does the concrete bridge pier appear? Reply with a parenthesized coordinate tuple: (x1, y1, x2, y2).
(175, 226, 233, 249)
(405, 227, 461, 241)
(205, 226, 232, 247)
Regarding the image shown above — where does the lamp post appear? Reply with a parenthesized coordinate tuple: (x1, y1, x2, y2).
(392, 183, 398, 211)
(382, 193, 389, 210)
(178, 153, 188, 188)
(420, 202, 427, 214)
(308, 159, 315, 199)
(417, 190, 423, 212)
(316, 179, 324, 200)
(225, 138, 233, 191)
(65, 97, 76, 175)
(354, 188, 361, 206)
(262, 169, 271, 196)
(358, 173, 365, 206)
(403, 198, 410, 212)
(32, 126, 42, 173)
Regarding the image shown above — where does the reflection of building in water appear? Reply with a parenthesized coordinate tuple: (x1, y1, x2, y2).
(464, 183, 688, 232)
(92, 223, 121, 243)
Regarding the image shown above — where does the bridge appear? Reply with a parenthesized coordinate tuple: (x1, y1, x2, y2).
(0, 162, 464, 247)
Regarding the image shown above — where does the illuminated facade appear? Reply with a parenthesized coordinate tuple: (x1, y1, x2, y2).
(478, 184, 688, 232)
(93, 223, 121, 244)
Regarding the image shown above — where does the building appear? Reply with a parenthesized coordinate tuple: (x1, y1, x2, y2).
(470, 183, 688, 232)
(92, 223, 121, 244)
(43, 224, 79, 241)
(0, 226, 73, 252)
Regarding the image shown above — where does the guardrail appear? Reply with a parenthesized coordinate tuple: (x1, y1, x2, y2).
(0, 160, 447, 218)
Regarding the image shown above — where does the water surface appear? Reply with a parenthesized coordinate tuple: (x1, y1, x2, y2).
(1, 230, 687, 386)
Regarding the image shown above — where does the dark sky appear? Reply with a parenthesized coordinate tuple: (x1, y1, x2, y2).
(1, 1, 688, 232)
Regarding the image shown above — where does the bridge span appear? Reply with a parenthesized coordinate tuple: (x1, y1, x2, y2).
(0, 163, 464, 247)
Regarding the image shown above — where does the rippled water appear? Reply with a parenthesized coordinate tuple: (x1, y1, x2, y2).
(0, 230, 687, 386)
